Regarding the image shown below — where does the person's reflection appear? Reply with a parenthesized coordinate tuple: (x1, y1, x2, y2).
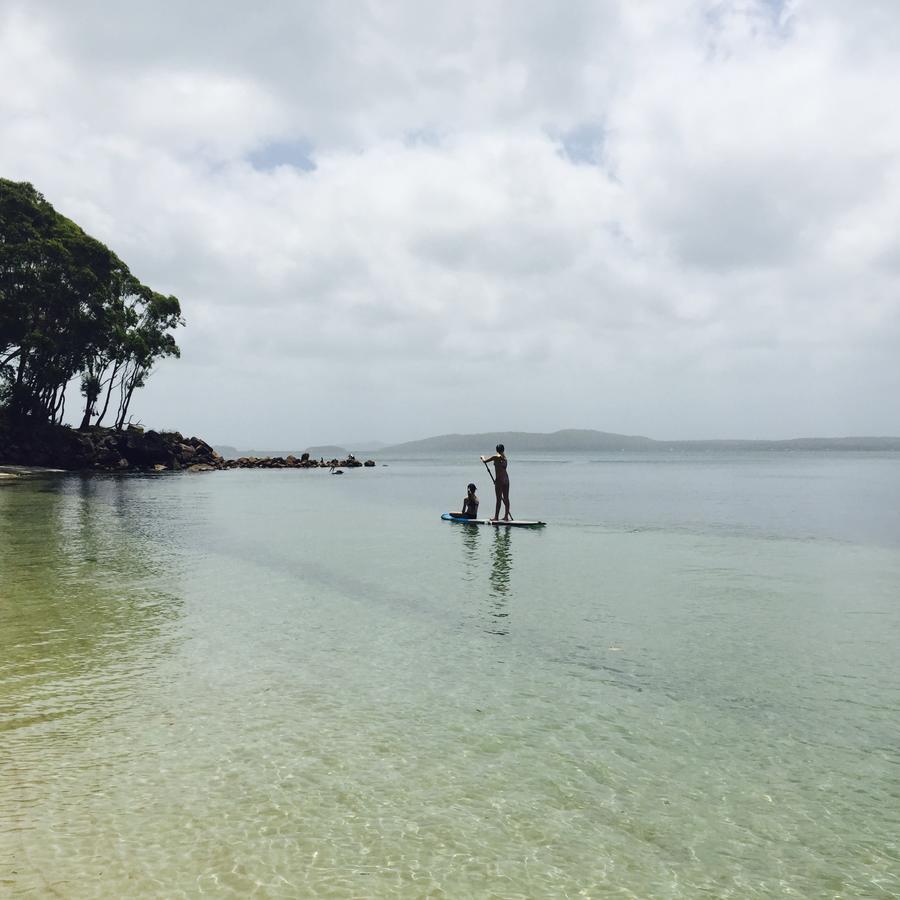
(460, 521, 480, 583)
(487, 527, 513, 635)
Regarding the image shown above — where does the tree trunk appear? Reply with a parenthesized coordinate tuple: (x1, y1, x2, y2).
(79, 401, 94, 430)
(95, 362, 121, 427)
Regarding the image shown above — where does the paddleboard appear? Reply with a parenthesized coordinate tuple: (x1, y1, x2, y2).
(441, 513, 546, 527)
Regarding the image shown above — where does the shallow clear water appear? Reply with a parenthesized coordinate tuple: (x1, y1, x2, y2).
(2, 452, 899, 897)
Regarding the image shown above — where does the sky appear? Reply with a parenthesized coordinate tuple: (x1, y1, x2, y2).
(2, 0, 899, 446)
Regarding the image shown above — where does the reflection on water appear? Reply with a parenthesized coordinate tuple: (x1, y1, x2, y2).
(1, 475, 189, 895)
(487, 528, 512, 635)
(453, 524, 514, 636)
(458, 519, 480, 584)
(0, 475, 185, 732)
(489, 527, 512, 597)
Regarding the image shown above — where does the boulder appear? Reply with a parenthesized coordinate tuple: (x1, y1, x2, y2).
(123, 428, 172, 467)
(69, 433, 96, 468)
(94, 445, 124, 468)
(188, 436, 216, 457)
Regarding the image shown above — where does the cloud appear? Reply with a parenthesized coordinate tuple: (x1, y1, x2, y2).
(2, 0, 899, 443)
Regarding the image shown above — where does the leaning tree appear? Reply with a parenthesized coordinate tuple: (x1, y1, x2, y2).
(0, 178, 183, 429)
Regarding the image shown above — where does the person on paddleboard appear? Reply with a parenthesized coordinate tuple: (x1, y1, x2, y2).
(481, 444, 511, 521)
(451, 483, 480, 520)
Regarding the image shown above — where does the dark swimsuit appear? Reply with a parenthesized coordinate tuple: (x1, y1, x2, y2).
(494, 457, 508, 485)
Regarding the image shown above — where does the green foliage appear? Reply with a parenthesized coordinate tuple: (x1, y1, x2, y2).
(0, 178, 183, 428)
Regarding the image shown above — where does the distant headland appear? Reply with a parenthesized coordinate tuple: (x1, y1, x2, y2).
(371, 429, 900, 453)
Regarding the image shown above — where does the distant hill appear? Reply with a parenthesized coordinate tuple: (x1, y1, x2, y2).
(342, 440, 387, 451)
(215, 431, 900, 458)
(380, 430, 655, 452)
(378, 429, 900, 453)
(213, 445, 240, 458)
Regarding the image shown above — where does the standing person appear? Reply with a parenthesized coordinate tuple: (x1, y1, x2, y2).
(481, 443, 511, 521)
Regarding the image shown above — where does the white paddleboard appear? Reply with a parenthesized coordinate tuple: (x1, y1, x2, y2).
(441, 513, 546, 527)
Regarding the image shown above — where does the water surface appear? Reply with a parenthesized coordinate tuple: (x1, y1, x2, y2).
(2, 452, 899, 896)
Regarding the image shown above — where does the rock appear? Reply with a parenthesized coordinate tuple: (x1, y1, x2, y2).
(94, 446, 123, 468)
(124, 428, 172, 467)
(135, 447, 379, 472)
(364, 460, 375, 467)
(0, 414, 233, 473)
(188, 436, 216, 457)
(70, 433, 96, 467)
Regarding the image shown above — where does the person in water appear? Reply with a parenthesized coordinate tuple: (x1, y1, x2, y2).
(481, 443, 511, 521)
(451, 483, 479, 519)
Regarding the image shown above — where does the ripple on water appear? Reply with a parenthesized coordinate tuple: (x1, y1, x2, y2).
(2, 468, 900, 897)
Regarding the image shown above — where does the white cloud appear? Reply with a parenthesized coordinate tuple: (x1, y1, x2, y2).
(2, 0, 899, 444)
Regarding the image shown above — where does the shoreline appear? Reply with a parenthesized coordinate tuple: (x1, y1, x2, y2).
(0, 418, 377, 474)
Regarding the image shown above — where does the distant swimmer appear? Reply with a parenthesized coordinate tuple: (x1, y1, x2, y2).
(481, 443, 511, 521)
(450, 483, 479, 520)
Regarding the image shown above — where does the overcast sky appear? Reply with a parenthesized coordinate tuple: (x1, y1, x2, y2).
(2, 0, 898, 445)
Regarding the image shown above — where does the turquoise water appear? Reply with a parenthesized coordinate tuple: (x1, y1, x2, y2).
(2, 452, 899, 897)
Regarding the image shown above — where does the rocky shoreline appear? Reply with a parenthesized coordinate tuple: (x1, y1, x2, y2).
(0, 418, 376, 473)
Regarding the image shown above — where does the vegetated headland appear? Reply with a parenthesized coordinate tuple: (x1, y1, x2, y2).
(0, 178, 376, 475)
(375, 429, 900, 454)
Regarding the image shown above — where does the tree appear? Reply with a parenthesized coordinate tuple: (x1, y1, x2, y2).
(0, 178, 183, 428)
